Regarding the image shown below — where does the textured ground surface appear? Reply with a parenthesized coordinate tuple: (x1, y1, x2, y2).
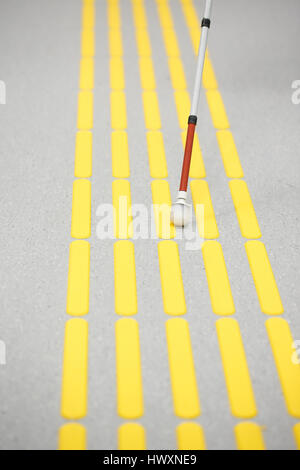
(0, 0, 300, 450)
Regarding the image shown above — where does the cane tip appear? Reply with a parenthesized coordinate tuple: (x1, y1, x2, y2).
(171, 202, 191, 227)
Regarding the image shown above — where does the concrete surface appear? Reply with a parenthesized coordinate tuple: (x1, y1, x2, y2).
(0, 0, 299, 450)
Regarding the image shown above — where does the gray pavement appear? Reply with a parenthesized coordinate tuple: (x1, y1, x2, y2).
(0, 0, 299, 450)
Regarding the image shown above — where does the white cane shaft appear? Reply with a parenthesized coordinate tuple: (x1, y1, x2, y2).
(190, 0, 213, 116)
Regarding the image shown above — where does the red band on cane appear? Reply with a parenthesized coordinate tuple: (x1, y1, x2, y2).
(179, 123, 196, 192)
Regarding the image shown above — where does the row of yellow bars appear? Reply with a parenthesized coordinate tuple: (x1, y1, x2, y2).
(109, 0, 146, 450)
(109, 0, 300, 449)
(58, 0, 300, 449)
(178, 0, 300, 449)
(153, 0, 260, 449)
(58, 0, 95, 450)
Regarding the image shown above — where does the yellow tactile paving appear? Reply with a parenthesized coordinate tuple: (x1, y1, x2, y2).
(216, 130, 244, 178)
(61, 318, 88, 419)
(108, 2, 121, 29)
(245, 241, 284, 315)
(151, 180, 175, 239)
(176, 423, 206, 450)
(115, 318, 144, 419)
(202, 54, 218, 90)
(58, 423, 86, 451)
(74, 131, 92, 178)
(132, 2, 147, 29)
(168, 57, 187, 90)
(112, 179, 133, 239)
(235, 422, 265, 450)
(189, 27, 201, 56)
(146, 131, 168, 178)
(139, 57, 156, 90)
(216, 319, 257, 418)
(266, 318, 300, 418)
(179, 0, 201, 54)
(202, 241, 235, 316)
(71, 179, 91, 239)
(82, 4, 95, 29)
(293, 423, 300, 450)
(81, 29, 94, 57)
(79, 57, 94, 90)
(142, 91, 161, 130)
(109, 28, 123, 56)
(57, 0, 297, 451)
(118, 423, 146, 450)
(66, 241, 90, 316)
(158, 241, 186, 315)
(161, 27, 180, 57)
(111, 131, 130, 178)
(206, 90, 230, 130)
(136, 28, 152, 56)
(166, 318, 201, 418)
(180, 130, 205, 178)
(179, 0, 199, 31)
(156, 2, 174, 29)
(77, 90, 93, 130)
(110, 57, 125, 89)
(174, 90, 190, 129)
(114, 241, 137, 316)
(190, 179, 219, 239)
(229, 180, 261, 239)
(111, 91, 127, 129)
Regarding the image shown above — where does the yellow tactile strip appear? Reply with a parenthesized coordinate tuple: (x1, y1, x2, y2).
(111, 90, 127, 130)
(77, 90, 93, 130)
(111, 131, 130, 178)
(71, 179, 91, 239)
(216, 319, 257, 418)
(59, 423, 87, 451)
(66, 241, 90, 316)
(294, 423, 300, 450)
(114, 241, 138, 316)
(205, 90, 230, 130)
(118, 423, 146, 450)
(229, 180, 261, 239)
(110, 0, 144, 448)
(151, 180, 176, 239)
(176, 423, 206, 450)
(139, 57, 156, 90)
(202, 241, 235, 316)
(133, 0, 202, 444)
(179, 0, 294, 445)
(266, 318, 300, 418)
(216, 130, 244, 178)
(110, 57, 125, 90)
(75, 131, 92, 178)
(59, 0, 94, 450)
(153, 0, 214, 446)
(146, 131, 168, 178)
(234, 422, 266, 451)
(79, 57, 94, 90)
(143, 91, 162, 130)
(81, 28, 94, 57)
(112, 179, 133, 239)
(190, 180, 219, 239)
(158, 241, 186, 315)
(166, 318, 201, 418)
(61, 319, 88, 419)
(245, 241, 284, 315)
(115, 318, 144, 419)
